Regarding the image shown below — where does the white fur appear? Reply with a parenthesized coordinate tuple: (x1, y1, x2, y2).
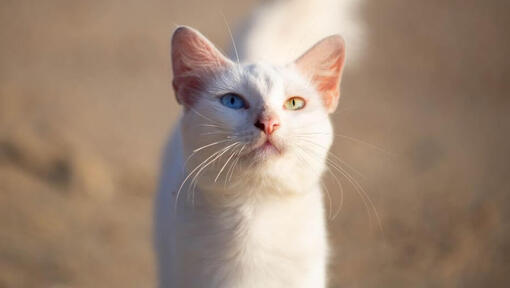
(234, 0, 364, 64)
(155, 1, 362, 287)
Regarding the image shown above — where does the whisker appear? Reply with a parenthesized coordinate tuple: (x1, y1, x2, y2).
(321, 182, 334, 220)
(200, 131, 232, 136)
(189, 142, 239, 192)
(335, 134, 393, 156)
(188, 142, 238, 207)
(328, 166, 345, 220)
(188, 106, 221, 125)
(297, 132, 393, 156)
(295, 136, 366, 179)
(192, 139, 231, 154)
(230, 145, 246, 183)
(226, 144, 245, 186)
(215, 143, 240, 182)
(199, 124, 226, 129)
(326, 157, 384, 235)
(295, 145, 344, 221)
(297, 142, 382, 233)
(175, 146, 228, 210)
(220, 11, 240, 64)
(184, 139, 232, 168)
(294, 146, 334, 220)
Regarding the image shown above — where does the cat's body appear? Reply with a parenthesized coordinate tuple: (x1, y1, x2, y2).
(155, 1, 361, 287)
(156, 127, 327, 287)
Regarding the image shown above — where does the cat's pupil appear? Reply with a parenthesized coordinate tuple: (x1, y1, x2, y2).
(230, 97, 235, 105)
(292, 99, 295, 106)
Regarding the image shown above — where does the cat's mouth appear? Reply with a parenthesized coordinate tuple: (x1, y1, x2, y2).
(255, 140, 281, 154)
(246, 137, 282, 159)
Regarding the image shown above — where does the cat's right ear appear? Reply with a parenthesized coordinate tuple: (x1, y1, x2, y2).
(293, 35, 346, 114)
(171, 26, 232, 107)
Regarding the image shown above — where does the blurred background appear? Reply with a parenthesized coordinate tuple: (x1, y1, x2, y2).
(1, 0, 509, 287)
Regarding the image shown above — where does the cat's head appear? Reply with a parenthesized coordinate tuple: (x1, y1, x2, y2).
(172, 26, 345, 197)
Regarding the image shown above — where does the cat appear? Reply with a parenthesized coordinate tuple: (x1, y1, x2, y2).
(154, 0, 360, 287)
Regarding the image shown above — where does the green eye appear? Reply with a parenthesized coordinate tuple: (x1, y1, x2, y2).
(284, 97, 306, 110)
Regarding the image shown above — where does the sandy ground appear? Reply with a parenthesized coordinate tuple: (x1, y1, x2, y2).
(1, 0, 509, 287)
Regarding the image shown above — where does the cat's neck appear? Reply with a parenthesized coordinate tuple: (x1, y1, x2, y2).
(177, 181, 317, 212)
(176, 184, 326, 246)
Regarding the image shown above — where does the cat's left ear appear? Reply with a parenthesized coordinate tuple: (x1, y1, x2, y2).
(171, 26, 233, 107)
(294, 35, 346, 113)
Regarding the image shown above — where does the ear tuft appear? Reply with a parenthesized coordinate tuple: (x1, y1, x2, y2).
(171, 26, 232, 107)
(294, 35, 346, 113)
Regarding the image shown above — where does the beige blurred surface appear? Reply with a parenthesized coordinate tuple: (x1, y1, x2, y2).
(1, 0, 509, 287)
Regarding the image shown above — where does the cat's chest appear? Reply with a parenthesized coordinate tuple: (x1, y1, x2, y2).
(176, 193, 326, 287)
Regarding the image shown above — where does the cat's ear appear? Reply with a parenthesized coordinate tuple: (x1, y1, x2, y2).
(294, 35, 346, 113)
(171, 26, 232, 106)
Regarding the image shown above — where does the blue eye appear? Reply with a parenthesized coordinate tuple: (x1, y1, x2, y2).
(220, 93, 246, 109)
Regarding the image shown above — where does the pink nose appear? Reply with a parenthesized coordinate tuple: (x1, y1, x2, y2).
(254, 117, 280, 135)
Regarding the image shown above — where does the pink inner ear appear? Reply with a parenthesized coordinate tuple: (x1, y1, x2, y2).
(171, 26, 232, 107)
(294, 35, 345, 113)
(313, 53, 344, 110)
(172, 76, 205, 107)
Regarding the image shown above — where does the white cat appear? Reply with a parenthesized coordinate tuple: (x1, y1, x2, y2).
(155, 1, 359, 287)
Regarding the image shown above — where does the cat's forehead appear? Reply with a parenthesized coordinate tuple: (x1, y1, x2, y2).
(237, 63, 285, 102)
(243, 63, 279, 83)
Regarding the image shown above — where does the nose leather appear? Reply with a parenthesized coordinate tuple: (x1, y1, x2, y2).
(254, 115, 280, 135)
